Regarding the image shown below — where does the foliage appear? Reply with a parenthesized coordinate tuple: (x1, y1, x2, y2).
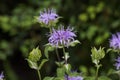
(0, 0, 120, 80)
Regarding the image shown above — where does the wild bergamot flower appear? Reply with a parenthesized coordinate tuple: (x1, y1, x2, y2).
(0, 72, 4, 80)
(65, 76, 83, 80)
(114, 56, 120, 70)
(110, 32, 120, 50)
(38, 9, 59, 25)
(48, 26, 76, 47)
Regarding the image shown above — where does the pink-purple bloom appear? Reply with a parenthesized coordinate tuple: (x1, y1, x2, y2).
(38, 9, 59, 25)
(0, 72, 4, 80)
(114, 56, 120, 70)
(110, 32, 120, 50)
(65, 76, 83, 80)
(48, 26, 76, 47)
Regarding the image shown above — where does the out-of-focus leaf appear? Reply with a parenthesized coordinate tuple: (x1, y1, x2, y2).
(79, 66, 88, 75)
(79, 13, 88, 22)
(87, 6, 96, 13)
(86, 25, 97, 40)
(98, 76, 111, 80)
(96, 2, 104, 13)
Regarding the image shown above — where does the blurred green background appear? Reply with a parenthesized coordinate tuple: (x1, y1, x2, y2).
(0, 0, 120, 80)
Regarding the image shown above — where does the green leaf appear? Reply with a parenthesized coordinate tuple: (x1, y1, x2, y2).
(98, 76, 111, 80)
(106, 48, 112, 53)
(87, 6, 96, 13)
(79, 13, 88, 22)
(38, 59, 48, 70)
(84, 76, 95, 80)
(69, 40, 80, 47)
(91, 47, 105, 64)
(79, 66, 88, 75)
(28, 47, 41, 62)
(44, 44, 55, 58)
(43, 77, 54, 80)
(54, 77, 64, 80)
(64, 64, 71, 74)
(96, 2, 104, 13)
(0, 52, 7, 60)
(57, 67, 65, 77)
(86, 25, 97, 40)
(89, 13, 96, 20)
(27, 59, 38, 69)
(64, 52, 70, 61)
(55, 61, 64, 67)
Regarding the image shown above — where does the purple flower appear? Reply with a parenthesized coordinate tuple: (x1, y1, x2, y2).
(48, 26, 76, 47)
(0, 72, 4, 80)
(110, 32, 120, 49)
(114, 56, 120, 70)
(65, 76, 83, 80)
(38, 9, 59, 25)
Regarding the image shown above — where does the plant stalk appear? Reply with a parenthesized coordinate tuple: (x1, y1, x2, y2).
(37, 70, 41, 80)
(63, 47, 67, 64)
(95, 65, 100, 80)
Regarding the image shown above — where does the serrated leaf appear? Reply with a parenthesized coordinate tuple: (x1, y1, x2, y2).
(27, 59, 38, 70)
(38, 59, 48, 70)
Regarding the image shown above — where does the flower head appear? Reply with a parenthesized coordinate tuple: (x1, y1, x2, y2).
(48, 26, 76, 47)
(110, 32, 120, 50)
(114, 56, 120, 70)
(65, 76, 83, 80)
(38, 9, 59, 25)
(0, 72, 4, 80)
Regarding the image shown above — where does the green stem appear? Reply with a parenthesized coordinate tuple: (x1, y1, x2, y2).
(118, 73, 120, 80)
(55, 48, 61, 62)
(49, 27, 52, 33)
(37, 70, 41, 80)
(63, 47, 67, 64)
(95, 65, 100, 80)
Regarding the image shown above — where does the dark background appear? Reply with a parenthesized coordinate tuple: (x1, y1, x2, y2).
(0, 0, 120, 80)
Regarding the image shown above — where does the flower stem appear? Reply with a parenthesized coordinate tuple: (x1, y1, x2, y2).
(63, 47, 67, 64)
(95, 65, 100, 80)
(55, 48, 61, 66)
(118, 73, 120, 80)
(49, 27, 52, 33)
(37, 70, 41, 80)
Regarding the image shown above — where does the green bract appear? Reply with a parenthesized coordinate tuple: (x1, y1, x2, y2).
(28, 47, 41, 62)
(91, 47, 105, 64)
